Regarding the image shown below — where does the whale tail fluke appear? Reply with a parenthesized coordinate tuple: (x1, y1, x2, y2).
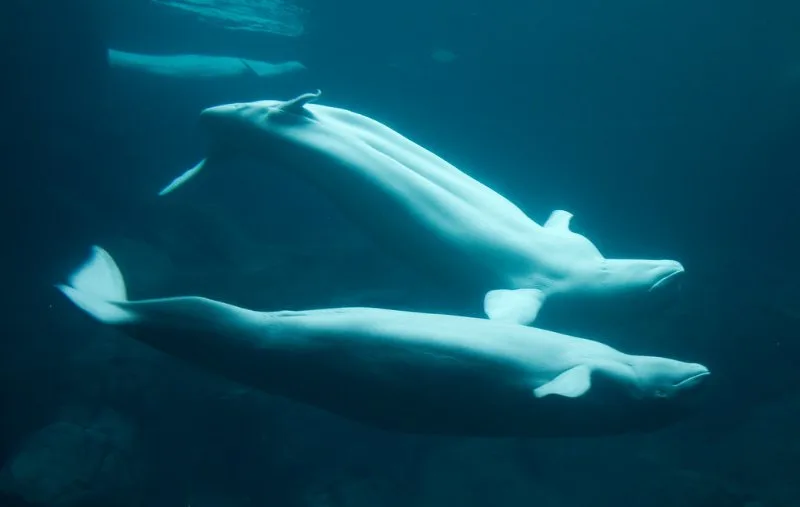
(56, 246, 136, 325)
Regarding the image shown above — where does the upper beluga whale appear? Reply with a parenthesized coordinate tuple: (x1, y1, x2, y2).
(158, 90, 685, 326)
(57, 245, 709, 438)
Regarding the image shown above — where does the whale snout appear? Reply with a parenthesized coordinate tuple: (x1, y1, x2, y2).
(648, 261, 685, 292)
(598, 258, 685, 297)
(674, 364, 710, 391)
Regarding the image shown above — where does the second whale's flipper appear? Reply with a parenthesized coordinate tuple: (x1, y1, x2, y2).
(533, 365, 593, 398)
(483, 288, 546, 326)
(158, 158, 208, 196)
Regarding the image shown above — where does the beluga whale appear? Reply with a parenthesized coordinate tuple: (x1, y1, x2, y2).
(107, 49, 306, 81)
(57, 245, 709, 438)
(158, 90, 685, 326)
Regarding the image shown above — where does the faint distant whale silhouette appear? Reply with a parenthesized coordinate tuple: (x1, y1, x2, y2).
(159, 90, 684, 326)
(57, 245, 709, 438)
(108, 49, 306, 81)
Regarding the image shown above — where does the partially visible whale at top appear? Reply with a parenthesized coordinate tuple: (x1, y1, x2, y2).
(158, 90, 685, 326)
(108, 49, 306, 81)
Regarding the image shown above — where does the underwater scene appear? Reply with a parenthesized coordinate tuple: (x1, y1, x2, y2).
(2, 0, 799, 506)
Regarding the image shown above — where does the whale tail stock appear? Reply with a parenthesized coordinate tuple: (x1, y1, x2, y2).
(57, 246, 261, 334)
(56, 246, 276, 380)
(55, 246, 137, 325)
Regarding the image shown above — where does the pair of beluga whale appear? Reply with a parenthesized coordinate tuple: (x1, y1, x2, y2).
(58, 90, 709, 438)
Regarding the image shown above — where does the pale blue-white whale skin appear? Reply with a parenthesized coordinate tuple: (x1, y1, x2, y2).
(158, 91, 685, 326)
(56, 246, 709, 438)
(107, 49, 306, 80)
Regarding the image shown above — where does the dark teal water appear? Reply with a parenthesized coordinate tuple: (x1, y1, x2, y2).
(1, 0, 798, 506)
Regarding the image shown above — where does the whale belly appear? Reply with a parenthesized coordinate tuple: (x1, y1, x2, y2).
(242, 309, 555, 435)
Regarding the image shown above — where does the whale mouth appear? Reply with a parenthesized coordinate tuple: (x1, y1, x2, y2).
(673, 370, 710, 389)
(649, 267, 685, 292)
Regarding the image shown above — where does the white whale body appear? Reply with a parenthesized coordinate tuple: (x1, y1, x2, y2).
(108, 49, 306, 80)
(158, 91, 685, 326)
(56, 246, 709, 438)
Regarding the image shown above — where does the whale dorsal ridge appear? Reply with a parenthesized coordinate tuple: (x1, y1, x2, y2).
(543, 209, 573, 231)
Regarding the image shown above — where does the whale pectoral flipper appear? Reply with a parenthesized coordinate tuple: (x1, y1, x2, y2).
(543, 209, 574, 231)
(158, 158, 208, 196)
(533, 365, 592, 398)
(483, 288, 546, 325)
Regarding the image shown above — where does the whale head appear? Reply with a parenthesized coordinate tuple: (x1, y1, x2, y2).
(528, 354, 710, 436)
(562, 355, 711, 435)
(585, 258, 686, 297)
(627, 356, 710, 400)
(538, 212, 685, 303)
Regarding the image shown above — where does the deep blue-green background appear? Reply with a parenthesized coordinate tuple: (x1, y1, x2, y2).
(1, 0, 799, 505)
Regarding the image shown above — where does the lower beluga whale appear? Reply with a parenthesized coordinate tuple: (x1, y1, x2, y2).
(158, 90, 685, 326)
(57, 245, 709, 438)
